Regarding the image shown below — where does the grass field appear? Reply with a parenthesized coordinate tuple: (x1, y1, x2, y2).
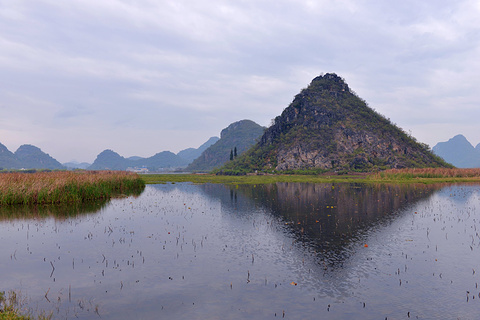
(367, 168, 480, 183)
(141, 168, 480, 185)
(0, 171, 145, 205)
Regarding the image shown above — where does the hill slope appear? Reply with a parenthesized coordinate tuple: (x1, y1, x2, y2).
(186, 120, 265, 172)
(0, 143, 64, 170)
(177, 136, 220, 163)
(221, 73, 449, 173)
(432, 135, 480, 168)
(88, 150, 130, 170)
(14, 144, 65, 170)
(0, 142, 19, 169)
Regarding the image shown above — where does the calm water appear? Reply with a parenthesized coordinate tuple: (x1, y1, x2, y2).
(1, 183, 479, 319)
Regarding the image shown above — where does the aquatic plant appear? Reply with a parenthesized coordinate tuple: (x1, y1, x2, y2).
(0, 171, 145, 205)
(0, 290, 52, 320)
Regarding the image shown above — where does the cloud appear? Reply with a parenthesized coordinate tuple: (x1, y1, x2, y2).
(0, 0, 479, 162)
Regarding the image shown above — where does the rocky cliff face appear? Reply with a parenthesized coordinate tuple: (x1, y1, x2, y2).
(222, 73, 449, 173)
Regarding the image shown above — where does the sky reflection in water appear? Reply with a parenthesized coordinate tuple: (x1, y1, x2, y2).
(0, 182, 479, 319)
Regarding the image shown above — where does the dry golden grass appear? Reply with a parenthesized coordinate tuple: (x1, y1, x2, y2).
(370, 168, 480, 180)
(0, 171, 144, 205)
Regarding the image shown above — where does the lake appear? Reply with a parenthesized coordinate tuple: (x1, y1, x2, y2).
(1, 182, 479, 319)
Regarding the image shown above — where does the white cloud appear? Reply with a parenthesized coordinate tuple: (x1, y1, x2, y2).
(0, 0, 479, 161)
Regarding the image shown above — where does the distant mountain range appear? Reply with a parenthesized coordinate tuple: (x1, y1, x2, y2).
(432, 135, 480, 168)
(0, 123, 264, 171)
(63, 161, 92, 170)
(0, 137, 220, 171)
(0, 143, 64, 170)
(88, 137, 220, 171)
(3, 117, 474, 172)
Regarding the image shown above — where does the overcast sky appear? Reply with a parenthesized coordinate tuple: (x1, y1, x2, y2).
(1, 0, 479, 163)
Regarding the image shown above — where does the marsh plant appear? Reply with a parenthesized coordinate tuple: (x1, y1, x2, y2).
(0, 171, 145, 205)
(0, 290, 52, 320)
(370, 168, 480, 180)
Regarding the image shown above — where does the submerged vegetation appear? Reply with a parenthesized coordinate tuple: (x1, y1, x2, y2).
(0, 171, 145, 205)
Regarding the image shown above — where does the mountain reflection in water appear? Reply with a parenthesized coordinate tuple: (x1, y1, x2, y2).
(1, 182, 478, 320)
(199, 183, 441, 269)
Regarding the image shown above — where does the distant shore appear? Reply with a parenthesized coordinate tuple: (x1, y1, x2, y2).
(141, 168, 480, 185)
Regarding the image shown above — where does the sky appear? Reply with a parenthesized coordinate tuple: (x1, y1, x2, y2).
(1, 0, 480, 163)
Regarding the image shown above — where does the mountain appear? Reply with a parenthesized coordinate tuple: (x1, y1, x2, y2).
(0, 143, 64, 170)
(220, 73, 450, 173)
(432, 135, 480, 168)
(63, 161, 91, 170)
(186, 120, 265, 172)
(136, 151, 189, 169)
(0, 142, 19, 169)
(177, 136, 220, 164)
(88, 149, 189, 171)
(14, 145, 65, 170)
(88, 150, 128, 170)
(127, 156, 145, 161)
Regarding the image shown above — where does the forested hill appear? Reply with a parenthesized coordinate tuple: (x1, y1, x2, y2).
(220, 73, 450, 174)
(186, 120, 265, 172)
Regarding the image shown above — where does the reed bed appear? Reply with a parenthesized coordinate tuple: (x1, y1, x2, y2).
(370, 168, 480, 181)
(0, 171, 145, 205)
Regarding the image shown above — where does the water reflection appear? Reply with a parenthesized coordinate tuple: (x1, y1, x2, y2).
(200, 183, 441, 266)
(0, 201, 108, 221)
(1, 182, 479, 320)
(0, 187, 144, 221)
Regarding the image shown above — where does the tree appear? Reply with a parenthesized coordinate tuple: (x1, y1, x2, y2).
(230, 149, 234, 161)
(234, 147, 237, 158)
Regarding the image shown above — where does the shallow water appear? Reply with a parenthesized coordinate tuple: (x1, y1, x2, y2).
(1, 182, 479, 319)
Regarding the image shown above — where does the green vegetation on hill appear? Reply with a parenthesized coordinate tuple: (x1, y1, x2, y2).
(177, 136, 220, 163)
(186, 120, 265, 172)
(218, 74, 451, 174)
(14, 145, 64, 170)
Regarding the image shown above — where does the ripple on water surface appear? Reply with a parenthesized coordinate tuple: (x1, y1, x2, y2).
(0, 182, 479, 319)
